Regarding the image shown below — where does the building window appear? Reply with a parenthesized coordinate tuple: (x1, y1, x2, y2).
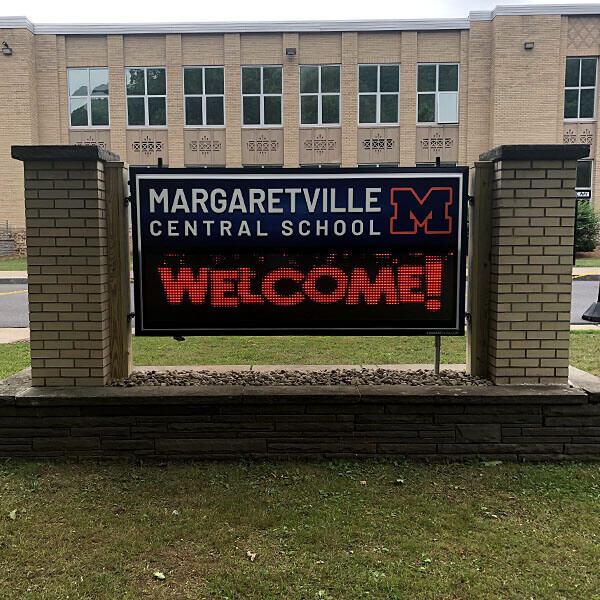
(416, 162, 457, 167)
(184, 67, 225, 127)
(576, 159, 593, 200)
(417, 63, 459, 124)
(358, 65, 400, 125)
(564, 58, 597, 120)
(126, 67, 167, 127)
(242, 66, 282, 126)
(68, 68, 109, 127)
(300, 65, 341, 126)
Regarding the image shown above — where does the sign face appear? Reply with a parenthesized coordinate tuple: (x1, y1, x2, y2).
(576, 189, 591, 199)
(130, 167, 468, 336)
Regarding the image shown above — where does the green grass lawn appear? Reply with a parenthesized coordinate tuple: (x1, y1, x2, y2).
(0, 459, 599, 599)
(1, 332, 599, 379)
(0, 257, 27, 271)
(575, 257, 600, 267)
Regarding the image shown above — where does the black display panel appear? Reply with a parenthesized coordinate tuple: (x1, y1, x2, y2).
(130, 167, 468, 335)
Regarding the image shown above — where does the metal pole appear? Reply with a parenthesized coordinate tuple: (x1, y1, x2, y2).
(434, 335, 441, 375)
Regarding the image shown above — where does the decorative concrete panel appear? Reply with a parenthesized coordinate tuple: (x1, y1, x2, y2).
(567, 16, 600, 53)
(69, 129, 111, 151)
(563, 122, 596, 156)
(241, 128, 284, 165)
(415, 125, 459, 163)
(357, 127, 400, 164)
(299, 128, 342, 165)
(184, 129, 226, 166)
(126, 130, 168, 166)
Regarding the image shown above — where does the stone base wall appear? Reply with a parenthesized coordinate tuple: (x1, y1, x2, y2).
(10, 227, 26, 257)
(1, 369, 599, 460)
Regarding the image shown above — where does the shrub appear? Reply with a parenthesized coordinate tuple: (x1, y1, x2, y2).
(575, 200, 600, 252)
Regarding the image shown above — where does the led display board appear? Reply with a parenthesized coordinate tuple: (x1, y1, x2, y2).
(130, 167, 468, 336)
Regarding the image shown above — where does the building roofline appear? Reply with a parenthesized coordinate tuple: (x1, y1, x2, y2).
(1, 4, 600, 35)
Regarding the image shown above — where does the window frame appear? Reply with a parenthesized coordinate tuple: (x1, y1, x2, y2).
(67, 67, 110, 129)
(564, 56, 598, 122)
(183, 66, 226, 128)
(125, 66, 168, 129)
(241, 65, 283, 128)
(416, 62, 460, 125)
(576, 159, 594, 196)
(357, 64, 400, 126)
(299, 64, 342, 127)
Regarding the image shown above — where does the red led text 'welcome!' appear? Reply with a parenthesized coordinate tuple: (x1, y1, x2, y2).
(157, 255, 444, 311)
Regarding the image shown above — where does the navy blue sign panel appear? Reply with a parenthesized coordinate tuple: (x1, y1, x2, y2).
(130, 167, 468, 336)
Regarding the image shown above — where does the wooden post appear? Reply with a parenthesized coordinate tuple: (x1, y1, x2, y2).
(466, 161, 493, 377)
(105, 161, 132, 379)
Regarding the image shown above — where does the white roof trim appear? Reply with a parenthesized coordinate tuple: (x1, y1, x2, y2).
(1, 5, 600, 35)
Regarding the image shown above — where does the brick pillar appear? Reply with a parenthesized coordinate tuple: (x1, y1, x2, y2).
(476, 144, 589, 384)
(11, 145, 128, 387)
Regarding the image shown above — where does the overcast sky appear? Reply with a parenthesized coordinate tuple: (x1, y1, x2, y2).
(2, 0, 599, 23)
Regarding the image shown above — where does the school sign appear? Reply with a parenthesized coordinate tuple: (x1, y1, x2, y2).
(131, 167, 468, 336)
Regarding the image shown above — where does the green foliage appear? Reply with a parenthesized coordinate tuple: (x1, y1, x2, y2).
(575, 200, 600, 252)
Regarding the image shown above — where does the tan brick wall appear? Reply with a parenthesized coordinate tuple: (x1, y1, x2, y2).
(22, 158, 112, 386)
(487, 158, 576, 384)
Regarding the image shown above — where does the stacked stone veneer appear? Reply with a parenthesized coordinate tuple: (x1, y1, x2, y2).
(11, 146, 120, 387)
(480, 145, 589, 385)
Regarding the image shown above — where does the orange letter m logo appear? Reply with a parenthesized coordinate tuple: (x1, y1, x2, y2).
(389, 187, 453, 235)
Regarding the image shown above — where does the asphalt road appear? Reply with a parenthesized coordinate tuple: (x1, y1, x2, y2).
(0, 280, 598, 329)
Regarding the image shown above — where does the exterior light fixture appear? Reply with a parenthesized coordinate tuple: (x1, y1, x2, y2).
(524, 42, 534, 50)
(2, 42, 13, 56)
(285, 47, 297, 56)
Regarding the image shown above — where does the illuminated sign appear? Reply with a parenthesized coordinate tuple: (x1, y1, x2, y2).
(130, 167, 467, 336)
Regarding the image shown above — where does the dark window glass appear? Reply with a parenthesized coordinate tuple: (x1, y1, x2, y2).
(576, 160, 593, 188)
(206, 96, 224, 125)
(417, 64, 436, 92)
(380, 94, 398, 123)
(581, 58, 596, 87)
(580, 88, 595, 118)
(147, 69, 166, 95)
(439, 64, 458, 91)
(90, 97, 109, 126)
(148, 97, 166, 125)
(321, 66, 340, 93)
(70, 98, 88, 126)
(565, 58, 580, 87)
(126, 69, 145, 95)
(264, 95, 282, 125)
(300, 66, 318, 93)
(418, 94, 435, 122)
(242, 67, 260, 94)
(184, 68, 203, 95)
(127, 97, 145, 125)
(301, 95, 318, 124)
(380, 65, 399, 92)
(205, 68, 224, 95)
(185, 97, 203, 126)
(359, 95, 376, 123)
(243, 95, 260, 125)
(263, 67, 282, 94)
(322, 94, 339, 123)
(564, 89, 579, 119)
(359, 65, 377, 92)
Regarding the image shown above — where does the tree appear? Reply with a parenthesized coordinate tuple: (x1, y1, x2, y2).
(575, 200, 600, 252)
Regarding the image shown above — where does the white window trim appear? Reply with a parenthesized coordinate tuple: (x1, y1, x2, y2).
(68, 67, 110, 129)
(241, 65, 283, 128)
(416, 62, 459, 126)
(125, 66, 168, 129)
(299, 64, 341, 127)
(183, 66, 226, 129)
(564, 57, 598, 123)
(357, 64, 400, 126)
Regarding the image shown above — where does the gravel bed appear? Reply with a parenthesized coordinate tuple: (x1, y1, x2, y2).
(108, 368, 492, 387)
